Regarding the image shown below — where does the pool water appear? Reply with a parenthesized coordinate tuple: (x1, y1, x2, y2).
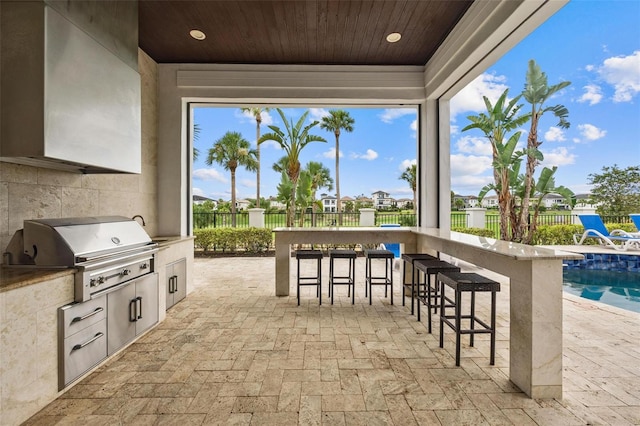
(563, 269, 640, 313)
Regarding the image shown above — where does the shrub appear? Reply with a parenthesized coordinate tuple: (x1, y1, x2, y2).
(398, 215, 417, 226)
(237, 228, 273, 253)
(532, 224, 582, 245)
(532, 222, 638, 245)
(194, 227, 273, 253)
(452, 227, 495, 238)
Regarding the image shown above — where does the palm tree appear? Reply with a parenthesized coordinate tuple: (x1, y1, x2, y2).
(241, 107, 271, 208)
(463, 89, 529, 241)
(193, 123, 201, 161)
(516, 60, 571, 244)
(305, 161, 333, 212)
(399, 164, 417, 213)
(258, 108, 326, 226)
(205, 131, 258, 227)
(320, 110, 355, 222)
(304, 161, 333, 226)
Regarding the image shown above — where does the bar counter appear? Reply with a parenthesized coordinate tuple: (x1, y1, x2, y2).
(274, 226, 583, 400)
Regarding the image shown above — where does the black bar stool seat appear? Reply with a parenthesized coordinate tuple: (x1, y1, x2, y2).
(295, 250, 323, 305)
(364, 249, 394, 305)
(401, 253, 438, 315)
(329, 249, 357, 304)
(413, 259, 460, 332)
(437, 271, 500, 366)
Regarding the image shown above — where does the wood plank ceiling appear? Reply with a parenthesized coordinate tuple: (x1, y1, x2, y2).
(138, 0, 473, 66)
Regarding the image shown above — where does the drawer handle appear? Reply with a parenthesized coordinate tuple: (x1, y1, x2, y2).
(72, 332, 104, 351)
(71, 307, 104, 323)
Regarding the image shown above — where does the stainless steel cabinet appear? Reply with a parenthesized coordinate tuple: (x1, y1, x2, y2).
(107, 273, 158, 355)
(58, 295, 107, 390)
(166, 258, 186, 310)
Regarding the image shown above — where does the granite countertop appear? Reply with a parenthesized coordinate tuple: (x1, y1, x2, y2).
(0, 267, 75, 293)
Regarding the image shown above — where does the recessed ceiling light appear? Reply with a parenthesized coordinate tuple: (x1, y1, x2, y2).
(190, 29, 206, 41)
(386, 32, 402, 43)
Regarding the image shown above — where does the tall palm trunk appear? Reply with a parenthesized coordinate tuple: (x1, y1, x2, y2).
(230, 168, 237, 227)
(334, 130, 341, 224)
(287, 163, 300, 227)
(255, 117, 261, 207)
(498, 169, 512, 241)
(516, 112, 539, 243)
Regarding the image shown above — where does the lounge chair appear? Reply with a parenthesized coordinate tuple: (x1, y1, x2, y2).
(573, 215, 640, 251)
(629, 214, 640, 236)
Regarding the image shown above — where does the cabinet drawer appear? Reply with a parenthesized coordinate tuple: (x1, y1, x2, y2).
(60, 319, 107, 389)
(60, 296, 106, 336)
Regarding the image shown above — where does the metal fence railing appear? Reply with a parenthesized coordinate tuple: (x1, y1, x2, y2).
(193, 211, 636, 233)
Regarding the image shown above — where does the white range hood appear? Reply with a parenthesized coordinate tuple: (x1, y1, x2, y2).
(0, 1, 141, 174)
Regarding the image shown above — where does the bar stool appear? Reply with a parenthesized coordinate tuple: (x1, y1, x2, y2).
(413, 259, 460, 332)
(364, 249, 394, 305)
(295, 250, 323, 305)
(329, 249, 357, 304)
(437, 271, 500, 366)
(401, 253, 438, 315)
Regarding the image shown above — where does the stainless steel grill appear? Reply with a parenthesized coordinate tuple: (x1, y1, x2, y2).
(6, 216, 158, 302)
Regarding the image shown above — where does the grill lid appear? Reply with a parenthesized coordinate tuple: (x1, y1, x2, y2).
(21, 216, 152, 266)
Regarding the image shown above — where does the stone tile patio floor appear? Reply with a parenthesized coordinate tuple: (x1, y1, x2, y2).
(25, 257, 640, 425)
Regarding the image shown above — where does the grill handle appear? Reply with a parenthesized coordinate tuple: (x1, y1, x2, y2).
(71, 307, 104, 324)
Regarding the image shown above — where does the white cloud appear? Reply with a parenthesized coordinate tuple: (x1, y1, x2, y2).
(192, 187, 205, 196)
(544, 127, 566, 142)
(450, 154, 493, 176)
(455, 136, 492, 156)
(450, 73, 510, 119)
(540, 147, 575, 167)
(577, 84, 603, 105)
(378, 108, 416, 123)
(585, 64, 595, 72)
(598, 50, 640, 102)
(350, 149, 378, 160)
(450, 124, 459, 135)
(236, 109, 274, 126)
(451, 175, 494, 194)
(410, 119, 417, 136)
(309, 108, 330, 121)
(193, 168, 227, 183)
(321, 147, 342, 159)
(240, 179, 256, 188)
(399, 158, 416, 171)
(578, 123, 607, 141)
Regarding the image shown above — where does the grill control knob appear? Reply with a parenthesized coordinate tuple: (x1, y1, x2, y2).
(121, 269, 131, 277)
(140, 262, 148, 270)
(90, 278, 97, 287)
(97, 276, 105, 284)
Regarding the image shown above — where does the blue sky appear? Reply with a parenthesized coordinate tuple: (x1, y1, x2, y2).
(193, 0, 640, 202)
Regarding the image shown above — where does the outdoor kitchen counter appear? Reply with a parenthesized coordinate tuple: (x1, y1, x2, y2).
(0, 266, 75, 293)
(0, 236, 194, 292)
(274, 226, 584, 400)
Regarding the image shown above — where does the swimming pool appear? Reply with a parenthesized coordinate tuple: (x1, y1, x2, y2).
(563, 269, 640, 313)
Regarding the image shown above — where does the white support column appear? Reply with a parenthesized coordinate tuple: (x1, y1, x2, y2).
(421, 99, 439, 228)
(359, 208, 375, 226)
(438, 99, 451, 230)
(466, 207, 486, 229)
(248, 208, 265, 228)
(571, 206, 597, 224)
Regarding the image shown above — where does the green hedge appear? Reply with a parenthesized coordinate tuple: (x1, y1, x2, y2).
(194, 227, 272, 253)
(452, 227, 496, 238)
(532, 222, 638, 245)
